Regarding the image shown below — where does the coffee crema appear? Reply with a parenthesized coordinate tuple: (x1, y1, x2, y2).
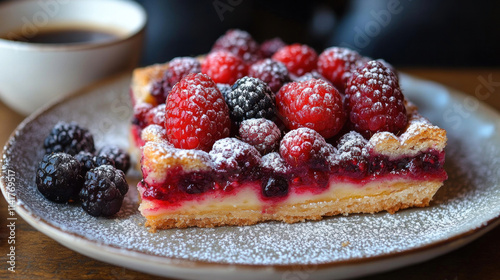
(1, 25, 121, 44)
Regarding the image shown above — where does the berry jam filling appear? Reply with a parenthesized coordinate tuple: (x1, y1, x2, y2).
(141, 149, 446, 204)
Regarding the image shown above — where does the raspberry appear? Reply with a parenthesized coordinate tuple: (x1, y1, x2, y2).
(260, 152, 290, 175)
(97, 145, 131, 173)
(248, 59, 290, 93)
(209, 138, 261, 181)
(212, 29, 261, 64)
(44, 121, 95, 155)
(335, 131, 368, 178)
(75, 151, 115, 176)
(294, 70, 331, 85)
(132, 102, 153, 128)
(80, 165, 128, 217)
(165, 73, 231, 151)
(275, 79, 346, 139)
(260, 37, 286, 58)
(202, 51, 247, 84)
(36, 153, 83, 203)
(165, 57, 201, 86)
(279, 128, 329, 168)
(345, 60, 408, 138)
(239, 118, 281, 155)
(225, 77, 275, 124)
(317, 47, 363, 92)
(272, 44, 318, 76)
(144, 104, 166, 127)
(150, 76, 171, 105)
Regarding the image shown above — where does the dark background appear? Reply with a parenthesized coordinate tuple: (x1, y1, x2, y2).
(134, 0, 500, 67)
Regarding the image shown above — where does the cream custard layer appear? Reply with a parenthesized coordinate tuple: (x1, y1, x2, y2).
(138, 178, 443, 230)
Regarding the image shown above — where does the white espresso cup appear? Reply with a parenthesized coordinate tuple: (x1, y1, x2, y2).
(0, 0, 147, 115)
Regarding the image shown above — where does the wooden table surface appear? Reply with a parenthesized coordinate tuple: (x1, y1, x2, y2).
(1, 69, 499, 280)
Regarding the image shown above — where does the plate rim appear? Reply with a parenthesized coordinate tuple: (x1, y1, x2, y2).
(2, 72, 500, 272)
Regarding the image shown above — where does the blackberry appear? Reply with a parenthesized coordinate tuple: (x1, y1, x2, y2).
(36, 153, 84, 203)
(44, 121, 95, 155)
(75, 151, 115, 176)
(97, 145, 131, 173)
(216, 83, 232, 102)
(226, 77, 275, 124)
(262, 176, 289, 198)
(80, 165, 128, 217)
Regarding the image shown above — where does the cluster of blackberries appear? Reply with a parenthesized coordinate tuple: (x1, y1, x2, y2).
(36, 122, 130, 217)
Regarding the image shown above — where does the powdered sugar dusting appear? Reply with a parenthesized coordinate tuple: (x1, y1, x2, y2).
(2, 74, 500, 269)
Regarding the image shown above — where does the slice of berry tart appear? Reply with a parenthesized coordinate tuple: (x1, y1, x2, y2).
(130, 30, 447, 230)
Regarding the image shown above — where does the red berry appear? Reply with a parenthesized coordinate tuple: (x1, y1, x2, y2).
(260, 37, 286, 58)
(212, 29, 261, 64)
(279, 128, 328, 168)
(165, 57, 201, 86)
(150, 78, 171, 105)
(202, 51, 247, 84)
(276, 79, 346, 139)
(145, 104, 166, 127)
(345, 60, 407, 138)
(132, 102, 153, 128)
(272, 44, 318, 76)
(248, 59, 290, 93)
(209, 138, 261, 181)
(239, 118, 281, 155)
(317, 47, 363, 92)
(165, 73, 231, 151)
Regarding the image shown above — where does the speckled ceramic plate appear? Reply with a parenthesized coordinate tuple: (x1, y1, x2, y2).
(2, 73, 500, 280)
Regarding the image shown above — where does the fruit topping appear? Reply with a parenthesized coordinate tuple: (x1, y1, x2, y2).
(262, 176, 289, 198)
(345, 60, 407, 138)
(202, 51, 248, 84)
(165, 73, 231, 151)
(272, 43, 318, 76)
(211, 29, 261, 64)
(132, 102, 154, 128)
(279, 127, 329, 169)
(225, 76, 275, 124)
(79, 165, 128, 217)
(43, 121, 95, 155)
(336, 131, 369, 178)
(36, 153, 84, 203)
(260, 37, 286, 58)
(150, 76, 171, 105)
(317, 47, 363, 92)
(275, 79, 346, 138)
(239, 118, 281, 155)
(209, 137, 261, 181)
(165, 57, 202, 86)
(248, 58, 291, 93)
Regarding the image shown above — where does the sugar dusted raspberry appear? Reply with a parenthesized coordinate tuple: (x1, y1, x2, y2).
(260, 152, 290, 175)
(212, 29, 261, 64)
(335, 131, 368, 178)
(279, 127, 329, 168)
(260, 37, 286, 58)
(294, 70, 331, 85)
(239, 118, 281, 155)
(225, 76, 275, 124)
(202, 51, 247, 84)
(145, 104, 166, 127)
(317, 47, 363, 92)
(165, 57, 201, 86)
(248, 59, 290, 93)
(165, 73, 231, 151)
(132, 102, 153, 128)
(276, 79, 346, 139)
(209, 138, 261, 180)
(345, 60, 407, 138)
(272, 44, 318, 76)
